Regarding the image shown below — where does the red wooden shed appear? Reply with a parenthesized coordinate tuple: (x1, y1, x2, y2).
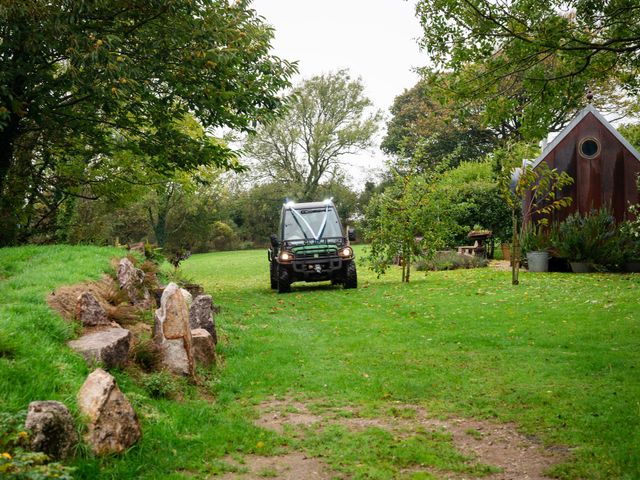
(526, 104, 640, 223)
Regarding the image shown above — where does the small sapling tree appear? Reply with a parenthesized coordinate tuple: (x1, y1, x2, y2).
(501, 161, 574, 285)
(364, 161, 447, 282)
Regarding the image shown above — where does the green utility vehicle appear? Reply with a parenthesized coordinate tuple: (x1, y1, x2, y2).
(268, 200, 357, 293)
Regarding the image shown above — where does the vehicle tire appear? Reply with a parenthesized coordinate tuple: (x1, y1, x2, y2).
(277, 266, 291, 293)
(344, 261, 357, 289)
(270, 261, 278, 289)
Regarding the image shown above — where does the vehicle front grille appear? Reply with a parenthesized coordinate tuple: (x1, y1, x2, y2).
(291, 246, 338, 259)
(294, 250, 335, 259)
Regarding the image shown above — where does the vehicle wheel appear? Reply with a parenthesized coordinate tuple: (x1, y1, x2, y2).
(277, 266, 291, 293)
(270, 261, 278, 289)
(344, 261, 357, 289)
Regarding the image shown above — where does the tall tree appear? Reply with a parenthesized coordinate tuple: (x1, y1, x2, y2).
(415, 0, 638, 139)
(65, 165, 228, 252)
(382, 77, 499, 169)
(0, 0, 295, 245)
(427, 159, 513, 246)
(243, 70, 382, 200)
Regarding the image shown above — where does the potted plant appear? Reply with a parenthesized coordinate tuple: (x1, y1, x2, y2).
(554, 208, 623, 272)
(521, 224, 551, 272)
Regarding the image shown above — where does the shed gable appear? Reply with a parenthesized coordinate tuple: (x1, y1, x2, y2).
(529, 105, 640, 223)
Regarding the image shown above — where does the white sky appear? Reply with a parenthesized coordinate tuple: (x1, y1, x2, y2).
(250, 0, 425, 188)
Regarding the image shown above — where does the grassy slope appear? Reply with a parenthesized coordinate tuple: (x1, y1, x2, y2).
(0, 245, 122, 412)
(1, 245, 639, 479)
(0, 246, 279, 479)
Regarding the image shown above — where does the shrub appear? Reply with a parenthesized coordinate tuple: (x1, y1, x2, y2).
(415, 251, 489, 271)
(131, 339, 162, 373)
(554, 208, 625, 270)
(428, 160, 513, 246)
(620, 195, 640, 260)
(211, 221, 239, 251)
(163, 266, 196, 287)
(140, 260, 160, 290)
(165, 247, 191, 270)
(520, 223, 551, 252)
(237, 240, 257, 251)
(143, 242, 166, 265)
(140, 372, 179, 399)
(105, 304, 141, 325)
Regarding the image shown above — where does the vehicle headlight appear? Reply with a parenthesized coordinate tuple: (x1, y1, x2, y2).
(279, 251, 294, 262)
(338, 246, 353, 258)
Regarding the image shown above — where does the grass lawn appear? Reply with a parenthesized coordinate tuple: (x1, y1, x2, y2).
(1, 244, 639, 479)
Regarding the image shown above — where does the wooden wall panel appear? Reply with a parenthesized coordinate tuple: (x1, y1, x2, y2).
(613, 150, 626, 222)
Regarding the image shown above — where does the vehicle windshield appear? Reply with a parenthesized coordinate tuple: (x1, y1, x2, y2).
(283, 207, 342, 241)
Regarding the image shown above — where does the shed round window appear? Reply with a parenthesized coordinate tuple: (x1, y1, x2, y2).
(579, 137, 600, 158)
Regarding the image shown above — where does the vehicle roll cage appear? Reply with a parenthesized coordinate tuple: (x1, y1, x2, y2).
(288, 203, 331, 241)
(279, 203, 345, 243)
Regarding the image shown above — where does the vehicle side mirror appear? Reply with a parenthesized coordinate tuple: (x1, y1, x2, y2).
(348, 227, 356, 242)
(270, 234, 279, 248)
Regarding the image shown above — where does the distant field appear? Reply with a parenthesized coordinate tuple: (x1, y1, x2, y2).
(1, 245, 639, 479)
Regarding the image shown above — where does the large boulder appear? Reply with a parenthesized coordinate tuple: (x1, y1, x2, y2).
(189, 294, 217, 344)
(153, 283, 194, 377)
(68, 328, 131, 369)
(77, 369, 141, 455)
(75, 292, 110, 327)
(180, 288, 193, 308)
(191, 328, 216, 367)
(117, 257, 151, 309)
(25, 401, 78, 460)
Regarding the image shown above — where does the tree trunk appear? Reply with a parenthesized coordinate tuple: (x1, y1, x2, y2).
(0, 114, 19, 198)
(303, 178, 320, 201)
(152, 185, 175, 247)
(511, 211, 520, 285)
(0, 116, 23, 246)
(153, 205, 168, 247)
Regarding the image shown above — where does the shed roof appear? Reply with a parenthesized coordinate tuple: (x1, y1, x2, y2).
(530, 104, 640, 169)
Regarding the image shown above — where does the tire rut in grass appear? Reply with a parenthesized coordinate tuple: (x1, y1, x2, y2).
(218, 452, 333, 480)
(245, 397, 569, 480)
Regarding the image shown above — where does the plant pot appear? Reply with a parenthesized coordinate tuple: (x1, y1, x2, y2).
(526, 251, 549, 272)
(624, 261, 640, 273)
(501, 243, 511, 262)
(569, 262, 593, 273)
